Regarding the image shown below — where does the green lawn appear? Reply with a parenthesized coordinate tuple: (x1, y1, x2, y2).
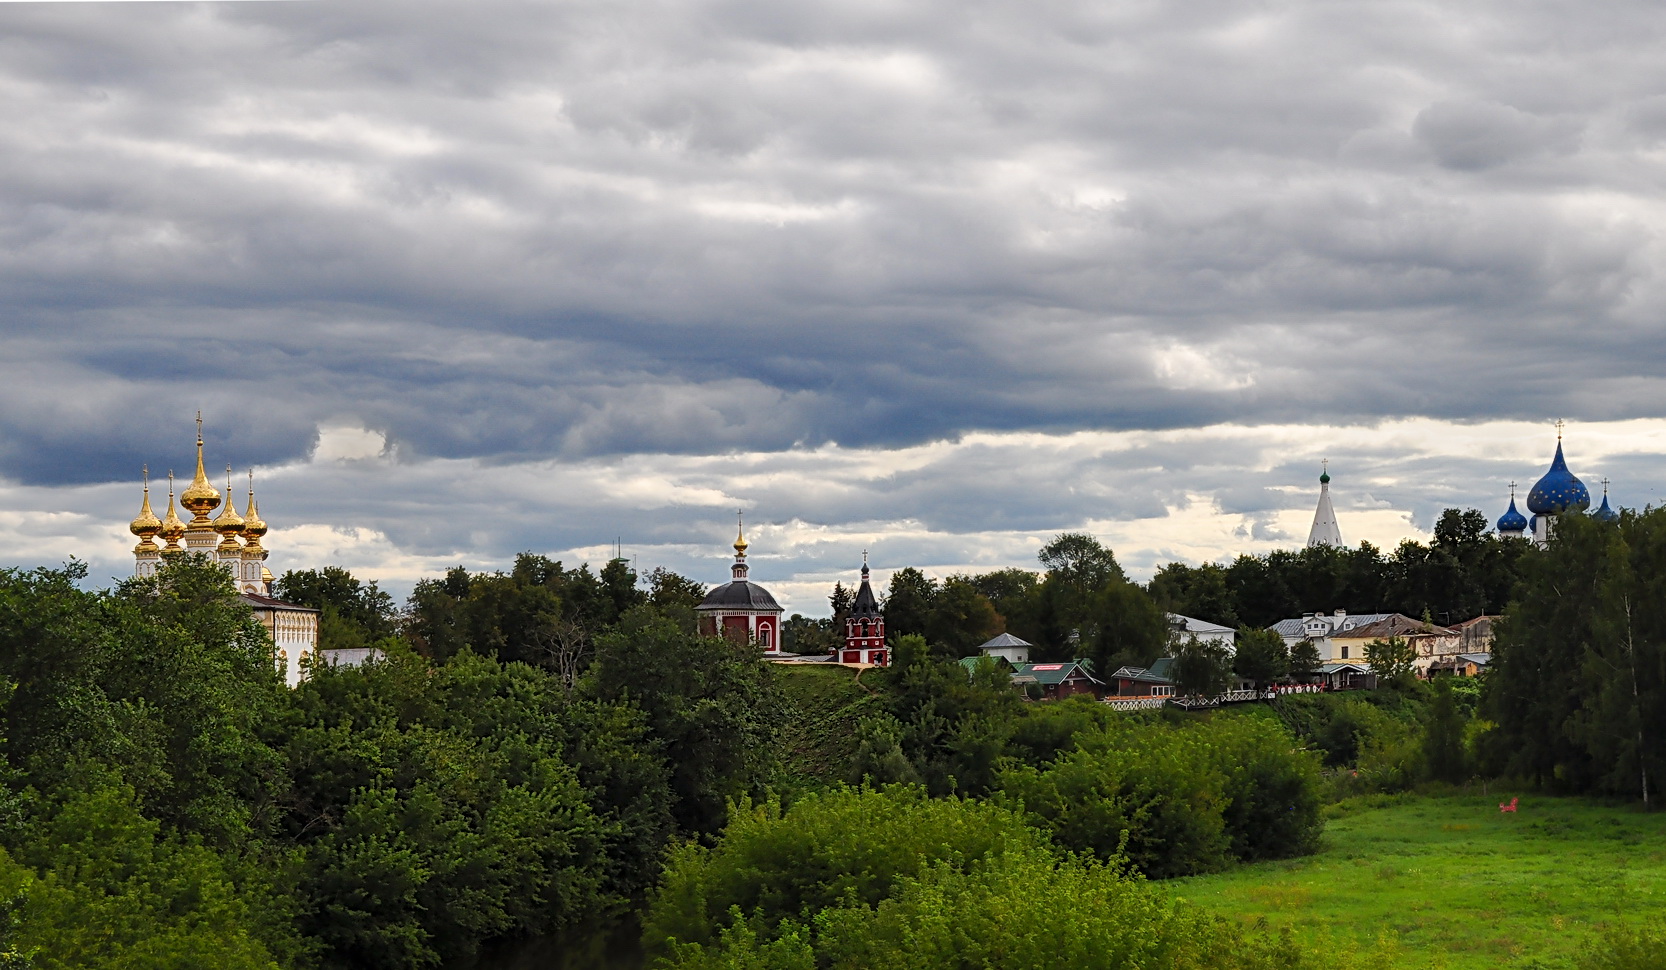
(1171, 792, 1666, 969)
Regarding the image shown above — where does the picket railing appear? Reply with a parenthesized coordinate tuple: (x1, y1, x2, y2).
(1102, 696, 1168, 712)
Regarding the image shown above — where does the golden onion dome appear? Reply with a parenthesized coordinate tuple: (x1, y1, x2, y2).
(733, 513, 749, 559)
(213, 468, 244, 549)
(129, 467, 162, 540)
(241, 482, 268, 549)
(180, 414, 221, 523)
(159, 473, 187, 550)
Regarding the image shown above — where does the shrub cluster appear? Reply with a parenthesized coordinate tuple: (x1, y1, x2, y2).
(999, 716, 1323, 877)
(646, 786, 1375, 970)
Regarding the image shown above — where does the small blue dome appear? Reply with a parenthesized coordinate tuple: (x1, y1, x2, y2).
(1528, 514, 1539, 534)
(1497, 498, 1528, 534)
(1526, 442, 1591, 515)
(1593, 493, 1619, 523)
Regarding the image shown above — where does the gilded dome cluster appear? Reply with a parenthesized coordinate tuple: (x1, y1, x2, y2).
(129, 415, 274, 566)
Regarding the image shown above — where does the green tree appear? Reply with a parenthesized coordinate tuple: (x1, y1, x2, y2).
(646, 567, 706, 613)
(272, 567, 395, 649)
(1424, 677, 1467, 783)
(1169, 634, 1233, 700)
(881, 568, 937, 640)
(1363, 636, 1417, 688)
(1080, 579, 1167, 673)
(1232, 626, 1290, 689)
(924, 577, 1002, 656)
(1038, 533, 1125, 591)
(0, 558, 287, 849)
(1290, 638, 1323, 681)
(1148, 561, 1240, 628)
(587, 609, 781, 833)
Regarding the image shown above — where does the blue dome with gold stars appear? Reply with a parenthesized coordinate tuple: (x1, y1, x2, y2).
(1526, 442, 1591, 516)
(1497, 497, 1528, 534)
(1593, 493, 1619, 523)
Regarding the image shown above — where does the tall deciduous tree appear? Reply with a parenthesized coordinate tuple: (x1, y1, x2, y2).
(882, 568, 937, 640)
(1232, 627, 1289, 689)
(1485, 509, 1666, 804)
(1363, 636, 1417, 688)
(1169, 635, 1234, 700)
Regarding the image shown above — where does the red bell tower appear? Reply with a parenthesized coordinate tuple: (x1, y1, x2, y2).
(841, 553, 887, 666)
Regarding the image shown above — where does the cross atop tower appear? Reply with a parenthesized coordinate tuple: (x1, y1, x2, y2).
(1556, 418, 1565, 440)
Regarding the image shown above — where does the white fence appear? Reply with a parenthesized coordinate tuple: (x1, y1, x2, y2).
(1102, 696, 1168, 712)
(1109, 688, 1275, 711)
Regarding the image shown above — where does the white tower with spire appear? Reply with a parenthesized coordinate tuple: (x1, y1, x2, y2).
(1306, 460, 1344, 549)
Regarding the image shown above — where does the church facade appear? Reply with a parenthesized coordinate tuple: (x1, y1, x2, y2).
(695, 517, 785, 653)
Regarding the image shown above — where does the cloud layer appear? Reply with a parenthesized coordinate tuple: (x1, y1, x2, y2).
(2, 0, 1664, 608)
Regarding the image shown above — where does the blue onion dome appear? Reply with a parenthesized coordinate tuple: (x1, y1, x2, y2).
(1528, 514, 1539, 535)
(1497, 497, 1528, 534)
(1593, 493, 1620, 523)
(1526, 442, 1591, 515)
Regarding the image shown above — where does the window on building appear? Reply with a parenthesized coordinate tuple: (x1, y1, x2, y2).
(758, 626, 772, 648)
(1341, 646, 1349, 660)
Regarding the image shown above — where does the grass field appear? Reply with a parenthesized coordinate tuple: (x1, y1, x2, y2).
(771, 664, 880, 788)
(1171, 792, 1666, 969)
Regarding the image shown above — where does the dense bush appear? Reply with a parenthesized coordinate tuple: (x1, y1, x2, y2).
(647, 785, 1376, 970)
(8, 780, 295, 970)
(998, 716, 1323, 877)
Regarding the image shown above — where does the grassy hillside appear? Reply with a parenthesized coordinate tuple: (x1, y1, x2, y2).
(772, 664, 882, 790)
(1172, 793, 1666, 969)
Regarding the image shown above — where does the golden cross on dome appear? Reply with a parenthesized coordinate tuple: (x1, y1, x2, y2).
(1556, 418, 1565, 440)
(196, 410, 203, 444)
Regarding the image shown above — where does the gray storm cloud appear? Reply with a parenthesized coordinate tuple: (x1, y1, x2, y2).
(2, 0, 1665, 599)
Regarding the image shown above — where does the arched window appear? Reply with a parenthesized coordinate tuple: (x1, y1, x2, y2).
(758, 626, 772, 648)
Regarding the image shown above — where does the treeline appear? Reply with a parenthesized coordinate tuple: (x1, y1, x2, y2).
(1484, 509, 1666, 804)
(0, 557, 780, 968)
(0, 500, 1656, 967)
(1151, 508, 1528, 629)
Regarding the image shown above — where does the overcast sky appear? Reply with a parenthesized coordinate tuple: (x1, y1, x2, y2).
(4, 0, 1665, 614)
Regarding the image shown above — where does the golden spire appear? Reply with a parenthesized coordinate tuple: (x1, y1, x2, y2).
(240, 469, 267, 553)
(213, 465, 244, 551)
(180, 412, 221, 527)
(733, 510, 749, 559)
(159, 471, 186, 553)
(129, 465, 161, 552)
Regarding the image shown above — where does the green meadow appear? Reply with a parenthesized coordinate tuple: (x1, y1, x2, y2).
(1172, 793, 1666, 969)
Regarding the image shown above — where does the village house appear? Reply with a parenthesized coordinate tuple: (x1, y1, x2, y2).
(1270, 610, 1395, 663)
(1011, 660, 1104, 700)
(1329, 614, 1461, 673)
(1110, 657, 1176, 698)
(975, 632, 1033, 665)
(1167, 613, 1235, 652)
